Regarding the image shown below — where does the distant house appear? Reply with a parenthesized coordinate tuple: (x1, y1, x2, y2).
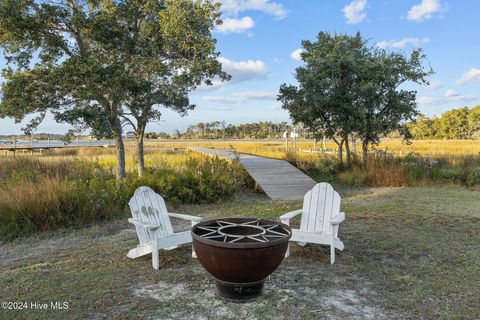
(125, 131, 136, 140)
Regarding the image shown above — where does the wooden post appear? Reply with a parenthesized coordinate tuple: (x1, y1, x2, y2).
(283, 130, 289, 151)
(291, 129, 298, 151)
(13, 137, 16, 157)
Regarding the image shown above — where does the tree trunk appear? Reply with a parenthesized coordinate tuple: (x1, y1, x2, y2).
(362, 140, 369, 164)
(333, 137, 344, 162)
(113, 118, 126, 183)
(136, 133, 145, 176)
(351, 136, 357, 154)
(344, 135, 351, 167)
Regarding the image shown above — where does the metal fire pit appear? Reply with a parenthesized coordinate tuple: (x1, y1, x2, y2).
(191, 217, 291, 302)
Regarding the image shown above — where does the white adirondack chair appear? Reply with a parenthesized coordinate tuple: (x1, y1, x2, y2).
(280, 182, 345, 264)
(127, 186, 202, 270)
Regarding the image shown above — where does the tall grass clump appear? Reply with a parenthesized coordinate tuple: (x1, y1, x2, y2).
(128, 156, 252, 205)
(0, 178, 125, 240)
(336, 153, 480, 188)
(0, 153, 250, 240)
(286, 151, 338, 182)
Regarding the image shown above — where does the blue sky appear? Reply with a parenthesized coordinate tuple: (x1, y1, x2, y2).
(1, 0, 479, 135)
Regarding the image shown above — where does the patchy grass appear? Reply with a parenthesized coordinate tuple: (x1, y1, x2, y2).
(0, 187, 479, 319)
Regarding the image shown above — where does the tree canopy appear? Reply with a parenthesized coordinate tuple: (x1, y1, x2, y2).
(278, 31, 432, 164)
(0, 0, 228, 178)
(409, 105, 480, 140)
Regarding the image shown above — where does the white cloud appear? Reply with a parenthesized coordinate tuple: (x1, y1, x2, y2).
(218, 57, 268, 83)
(195, 57, 268, 92)
(456, 68, 480, 85)
(203, 91, 276, 104)
(218, 0, 287, 19)
(407, 0, 446, 21)
(377, 37, 430, 49)
(290, 48, 303, 61)
(425, 80, 443, 90)
(342, 0, 367, 24)
(216, 16, 255, 34)
(444, 89, 459, 98)
(418, 93, 477, 106)
(202, 106, 237, 111)
(233, 91, 275, 100)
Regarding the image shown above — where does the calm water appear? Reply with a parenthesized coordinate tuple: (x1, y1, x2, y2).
(0, 138, 314, 148)
(0, 140, 114, 148)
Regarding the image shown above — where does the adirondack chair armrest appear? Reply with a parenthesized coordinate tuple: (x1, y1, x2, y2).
(280, 209, 302, 224)
(331, 212, 345, 225)
(168, 213, 203, 222)
(128, 218, 160, 230)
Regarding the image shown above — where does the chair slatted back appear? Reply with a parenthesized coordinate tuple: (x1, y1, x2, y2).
(128, 187, 174, 245)
(300, 183, 341, 234)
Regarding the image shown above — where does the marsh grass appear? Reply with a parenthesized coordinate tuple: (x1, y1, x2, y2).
(336, 153, 480, 188)
(152, 139, 480, 188)
(140, 138, 480, 157)
(0, 151, 250, 240)
(2, 139, 480, 239)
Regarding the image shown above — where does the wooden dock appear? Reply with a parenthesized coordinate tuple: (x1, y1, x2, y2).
(0, 145, 109, 156)
(188, 147, 317, 201)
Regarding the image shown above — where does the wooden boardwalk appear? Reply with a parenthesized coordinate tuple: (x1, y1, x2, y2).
(188, 147, 317, 201)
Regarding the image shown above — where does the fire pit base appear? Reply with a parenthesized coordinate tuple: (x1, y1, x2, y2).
(215, 278, 265, 302)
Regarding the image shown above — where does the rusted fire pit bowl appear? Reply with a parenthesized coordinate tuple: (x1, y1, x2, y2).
(192, 217, 291, 302)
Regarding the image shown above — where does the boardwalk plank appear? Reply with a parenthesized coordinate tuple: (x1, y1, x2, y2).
(188, 147, 317, 201)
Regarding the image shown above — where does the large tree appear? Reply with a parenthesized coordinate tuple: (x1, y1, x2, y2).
(112, 0, 228, 176)
(0, 0, 227, 179)
(278, 31, 432, 164)
(278, 32, 367, 164)
(355, 48, 432, 160)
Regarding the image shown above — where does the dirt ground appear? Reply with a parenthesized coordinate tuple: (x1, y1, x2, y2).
(1, 186, 479, 319)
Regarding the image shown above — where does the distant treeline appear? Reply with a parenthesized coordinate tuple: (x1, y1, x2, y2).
(145, 121, 301, 139)
(5, 106, 480, 142)
(408, 105, 480, 140)
(0, 133, 65, 140)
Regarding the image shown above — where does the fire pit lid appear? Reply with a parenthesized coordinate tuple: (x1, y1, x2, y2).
(192, 217, 291, 249)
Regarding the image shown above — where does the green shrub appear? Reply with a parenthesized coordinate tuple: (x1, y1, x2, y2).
(432, 167, 463, 183)
(308, 158, 337, 182)
(465, 167, 480, 187)
(338, 169, 367, 187)
(127, 156, 250, 205)
(287, 153, 339, 182)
